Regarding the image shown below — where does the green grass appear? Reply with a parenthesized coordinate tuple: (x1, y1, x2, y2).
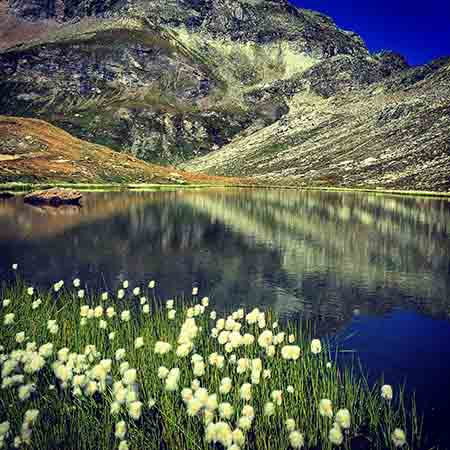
(1, 183, 449, 199)
(0, 183, 251, 193)
(0, 276, 429, 450)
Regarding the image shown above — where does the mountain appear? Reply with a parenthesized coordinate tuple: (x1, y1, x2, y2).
(0, 0, 449, 190)
(0, 115, 248, 184)
(181, 57, 450, 191)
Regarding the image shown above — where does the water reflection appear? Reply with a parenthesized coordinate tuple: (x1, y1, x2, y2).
(1, 189, 449, 330)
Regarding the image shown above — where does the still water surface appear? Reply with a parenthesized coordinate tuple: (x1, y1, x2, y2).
(1, 189, 450, 444)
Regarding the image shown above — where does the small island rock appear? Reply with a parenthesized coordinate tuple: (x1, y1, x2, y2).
(24, 188, 82, 206)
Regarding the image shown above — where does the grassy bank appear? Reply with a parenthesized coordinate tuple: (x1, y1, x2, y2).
(1, 182, 449, 199)
(0, 182, 251, 193)
(0, 275, 425, 450)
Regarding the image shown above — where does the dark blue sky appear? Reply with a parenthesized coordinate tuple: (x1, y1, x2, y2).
(292, 0, 450, 66)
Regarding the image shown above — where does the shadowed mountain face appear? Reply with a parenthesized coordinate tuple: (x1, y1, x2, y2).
(2, 0, 433, 179)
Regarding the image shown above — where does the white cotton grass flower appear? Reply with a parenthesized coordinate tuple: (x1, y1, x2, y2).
(335, 409, 351, 429)
(128, 401, 142, 420)
(121, 310, 131, 322)
(281, 345, 301, 360)
(32, 299, 42, 309)
(140, 297, 147, 305)
(54, 280, 64, 292)
(158, 366, 170, 380)
(288, 334, 295, 343)
(192, 287, 198, 296)
(391, 428, 407, 447)
(311, 339, 322, 354)
(115, 349, 126, 361)
(186, 398, 202, 416)
(3, 298, 11, 307)
(287, 385, 294, 394)
(232, 428, 245, 447)
(238, 416, 252, 431)
(166, 299, 174, 310)
(47, 320, 59, 335)
(381, 384, 393, 400)
(15, 332, 26, 343)
(115, 421, 127, 439)
(94, 306, 103, 318)
(319, 399, 333, 418)
(289, 430, 304, 448)
(73, 278, 80, 288)
(148, 280, 156, 289)
(133, 287, 140, 296)
(181, 388, 193, 402)
(219, 402, 234, 419)
(240, 383, 252, 401)
(164, 368, 180, 392)
(134, 337, 144, 349)
(77, 290, 85, 299)
(142, 304, 150, 314)
(241, 404, 255, 420)
(122, 369, 137, 385)
(122, 280, 129, 289)
(4, 313, 15, 325)
(258, 330, 273, 348)
(27, 287, 34, 296)
(18, 384, 35, 401)
(168, 309, 176, 320)
(12, 263, 18, 270)
(101, 292, 108, 301)
(220, 377, 232, 395)
(118, 289, 125, 300)
(329, 424, 343, 445)
(285, 418, 296, 432)
(154, 341, 172, 355)
(264, 402, 275, 416)
(271, 390, 283, 406)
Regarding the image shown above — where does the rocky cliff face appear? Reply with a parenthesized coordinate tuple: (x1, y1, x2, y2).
(1, 0, 448, 189)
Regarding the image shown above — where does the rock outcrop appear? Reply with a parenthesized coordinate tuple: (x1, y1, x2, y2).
(24, 187, 83, 205)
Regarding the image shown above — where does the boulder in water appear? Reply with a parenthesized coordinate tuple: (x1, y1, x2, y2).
(24, 188, 82, 206)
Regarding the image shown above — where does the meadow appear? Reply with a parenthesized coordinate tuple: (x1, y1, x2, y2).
(0, 268, 422, 450)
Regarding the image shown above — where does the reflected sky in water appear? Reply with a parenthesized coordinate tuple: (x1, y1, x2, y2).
(1, 188, 450, 444)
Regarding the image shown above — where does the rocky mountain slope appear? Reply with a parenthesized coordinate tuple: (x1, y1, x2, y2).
(182, 57, 450, 191)
(1, 0, 449, 190)
(0, 115, 248, 184)
(1, 1, 407, 162)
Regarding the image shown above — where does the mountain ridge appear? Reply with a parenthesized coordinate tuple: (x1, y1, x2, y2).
(1, 0, 449, 190)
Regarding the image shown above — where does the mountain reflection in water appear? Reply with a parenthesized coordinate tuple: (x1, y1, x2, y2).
(1, 189, 449, 326)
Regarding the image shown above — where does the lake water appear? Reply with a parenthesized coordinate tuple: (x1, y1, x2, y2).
(1, 188, 450, 445)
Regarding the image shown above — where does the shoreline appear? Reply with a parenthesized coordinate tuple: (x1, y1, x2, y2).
(0, 182, 449, 199)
